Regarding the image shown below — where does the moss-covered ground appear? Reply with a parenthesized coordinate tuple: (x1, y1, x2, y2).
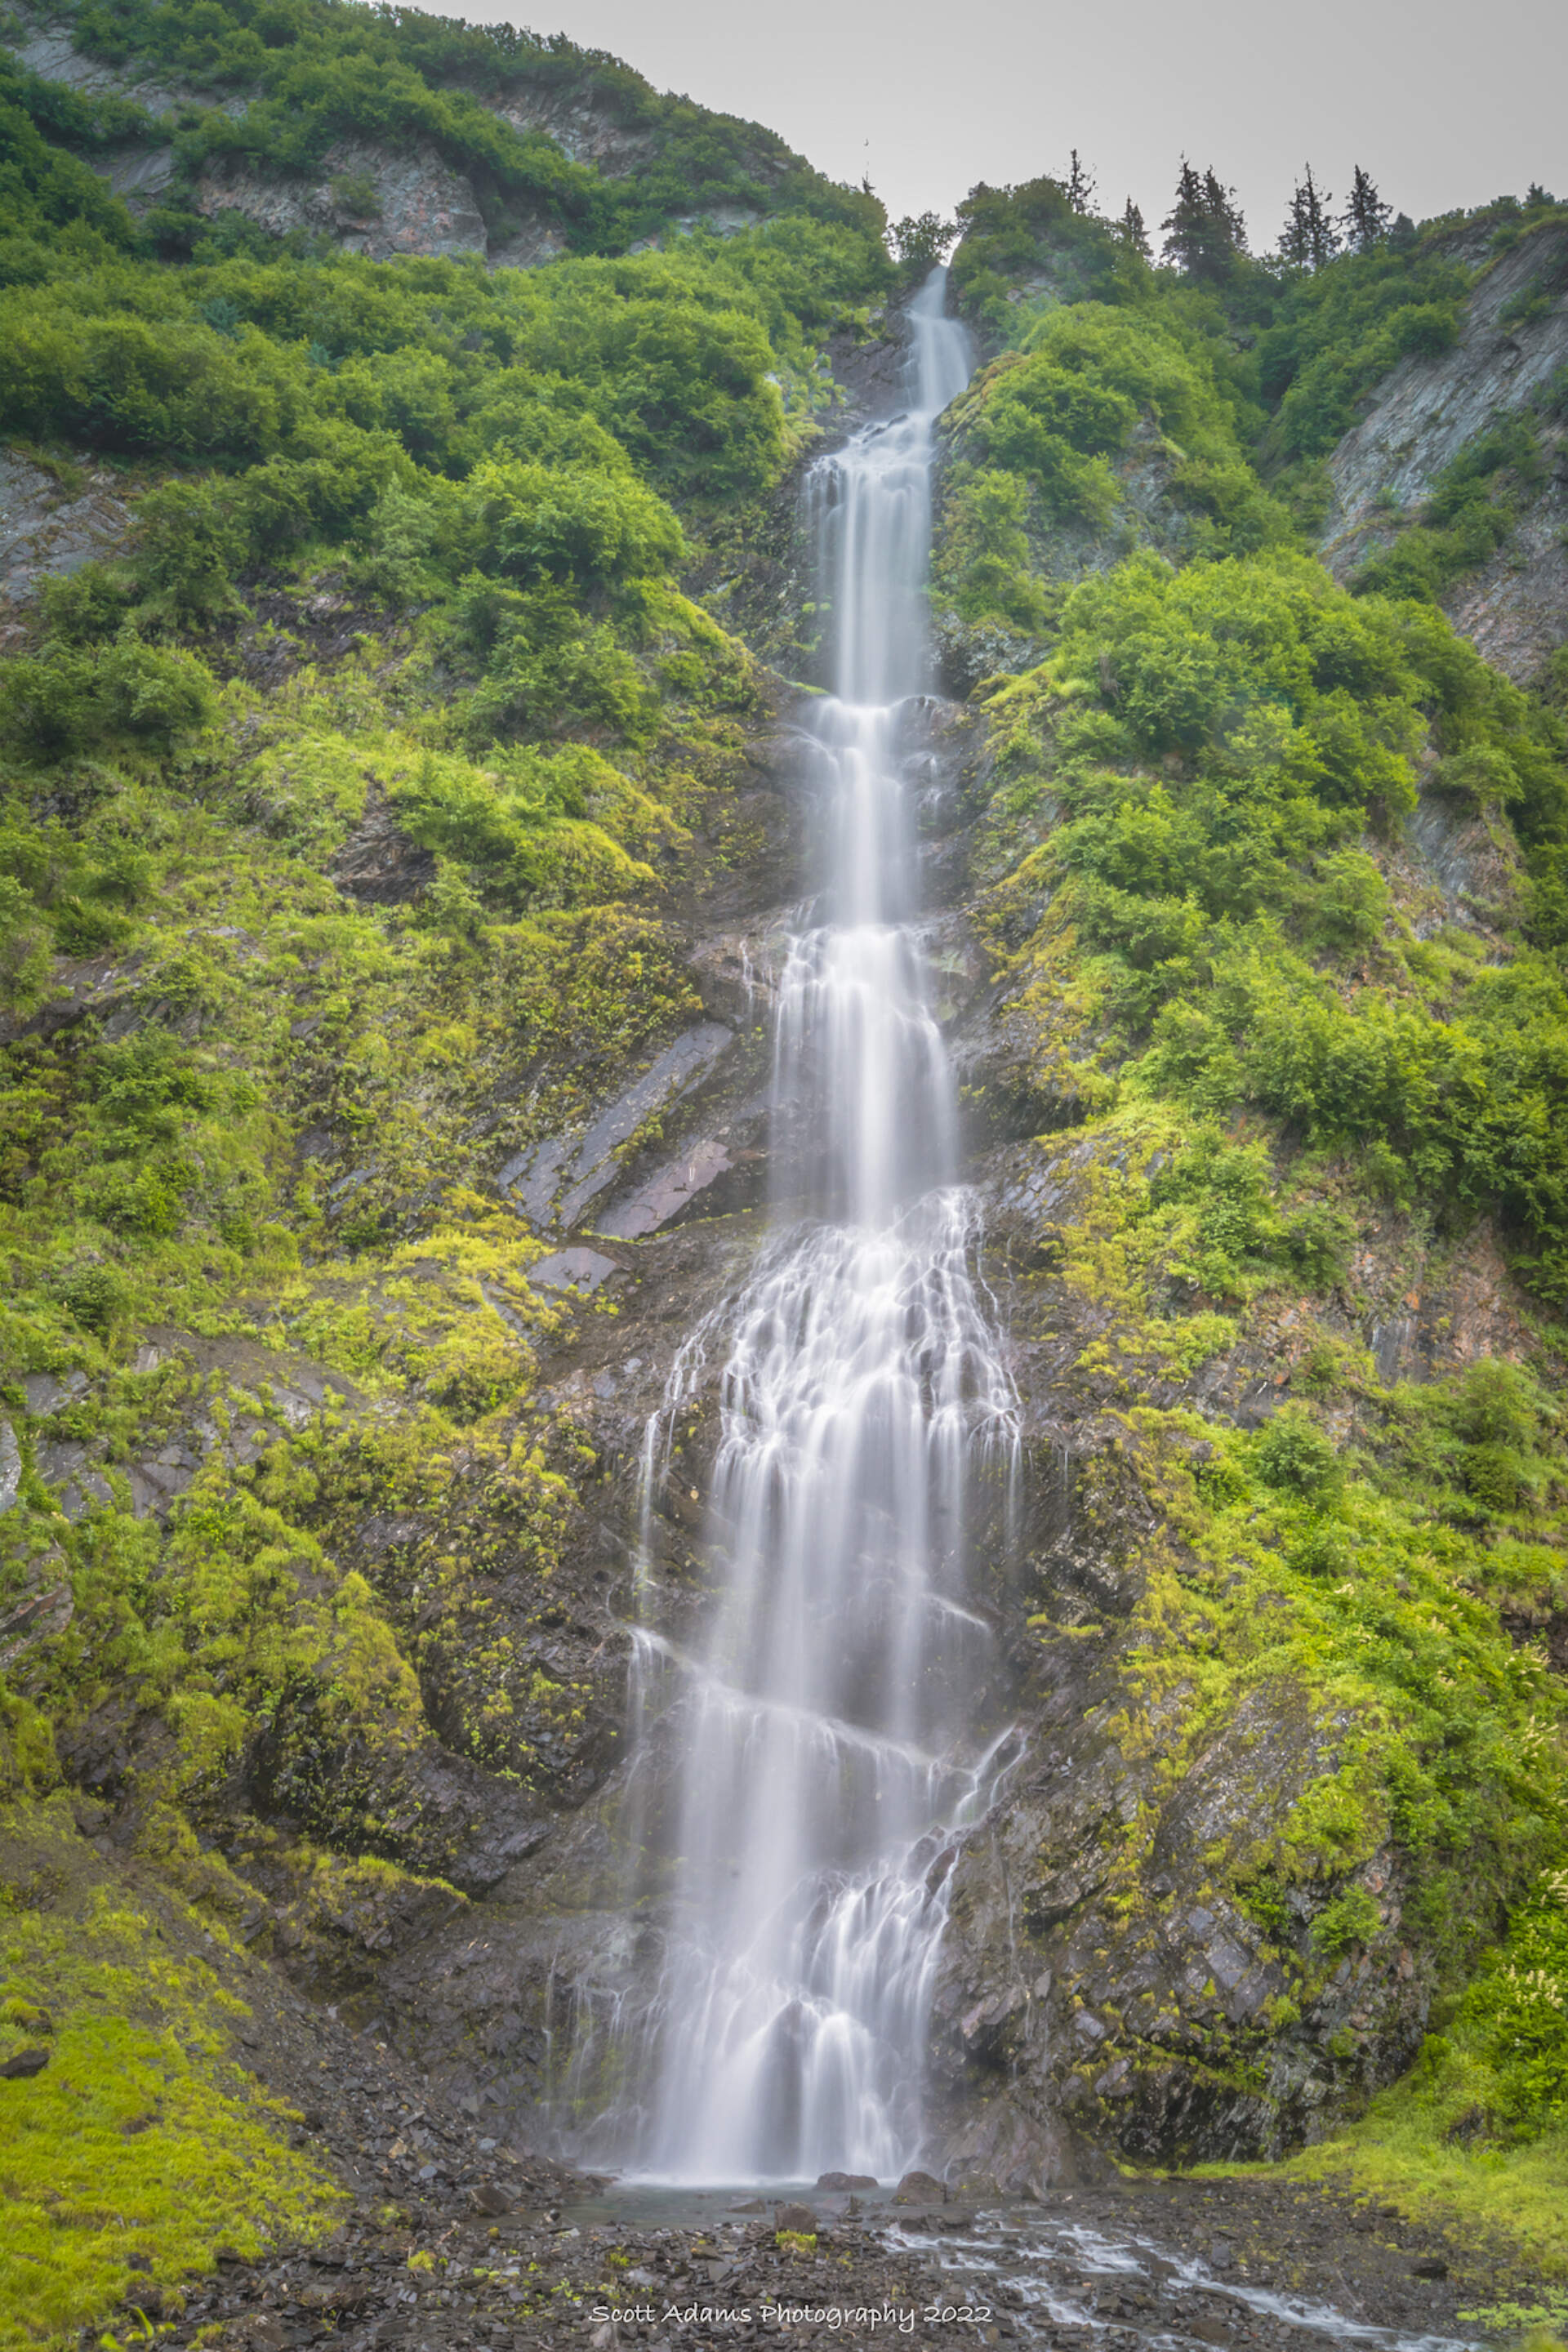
(0, 1765, 342, 2351)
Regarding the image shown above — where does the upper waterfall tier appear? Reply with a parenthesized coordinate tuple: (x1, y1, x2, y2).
(805, 270, 974, 710)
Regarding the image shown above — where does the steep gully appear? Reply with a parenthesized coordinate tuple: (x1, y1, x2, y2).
(444, 278, 1482, 2346)
(554, 270, 1022, 2183)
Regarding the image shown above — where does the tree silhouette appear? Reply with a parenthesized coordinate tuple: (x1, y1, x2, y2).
(1120, 196, 1151, 259)
(1162, 158, 1247, 282)
(1066, 149, 1097, 215)
(1281, 166, 1338, 269)
(1342, 163, 1393, 252)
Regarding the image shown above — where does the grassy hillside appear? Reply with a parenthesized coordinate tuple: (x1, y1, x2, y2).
(2, 0, 884, 259)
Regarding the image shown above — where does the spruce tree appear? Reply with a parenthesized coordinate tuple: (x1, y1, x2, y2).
(1202, 167, 1249, 257)
(1066, 149, 1097, 215)
(1280, 181, 1311, 269)
(1160, 157, 1205, 274)
(1120, 196, 1151, 259)
(1304, 165, 1338, 265)
(1162, 158, 1246, 283)
(1342, 163, 1393, 252)
(1281, 167, 1339, 269)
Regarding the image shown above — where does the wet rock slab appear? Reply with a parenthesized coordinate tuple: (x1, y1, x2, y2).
(498, 1022, 734, 1227)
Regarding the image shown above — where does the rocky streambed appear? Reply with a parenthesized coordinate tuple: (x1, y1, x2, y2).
(145, 2110, 1503, 2352)
(96, 1784, 1517, 2352)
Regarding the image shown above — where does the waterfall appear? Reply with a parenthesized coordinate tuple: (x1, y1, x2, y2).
(566, 270, 1018, 2183)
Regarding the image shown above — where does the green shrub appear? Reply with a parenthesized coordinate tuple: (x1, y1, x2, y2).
(1254, 1403, 1341, 1499)
(52, 1261, 129, 1336)
(0, 636, 216, 755)
(327, 169, 381, 218)
(1311, 1885, 1384, 1958)
(1462, 1881, 1568, 2132)
(470, 457, 685, 589)
(1393, 301, 1463, 357)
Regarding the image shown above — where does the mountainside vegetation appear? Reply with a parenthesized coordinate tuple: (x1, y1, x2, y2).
(929, 164, 1568, 2274)
(2, 2, 1568, 2333)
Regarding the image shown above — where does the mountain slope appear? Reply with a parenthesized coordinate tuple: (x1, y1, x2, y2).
(2, 14, 1568, 2332)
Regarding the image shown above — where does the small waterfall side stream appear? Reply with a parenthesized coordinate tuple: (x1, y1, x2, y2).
(564, 270, 1019, 2184)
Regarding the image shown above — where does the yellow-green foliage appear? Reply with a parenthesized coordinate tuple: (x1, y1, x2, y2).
(8, 1362, 586, 1866)
(1119, 1407, 1566, 1906)
(975, 550, 1568, 1294)
(0, 1795, 341, 2351)
(1263, 2035, 1568, 2281)
(1019, 1107, 1568, 1960)
(0, 1691, 57, 1802)
(0, 639, 713, 1348)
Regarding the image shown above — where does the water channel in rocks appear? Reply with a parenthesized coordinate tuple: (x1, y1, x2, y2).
(555, 2182, 1485, 2352)
(555, 268, 1026, 2184)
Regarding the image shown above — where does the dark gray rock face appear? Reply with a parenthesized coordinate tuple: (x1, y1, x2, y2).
(328, 792, 437, 905)
(525, 1245, 623, 1294)
(595, 1136, 740, 1237)
(1319, 218, 1568, 684)
(497, 1022, 736, 1229)
(0, 450, 133, 618)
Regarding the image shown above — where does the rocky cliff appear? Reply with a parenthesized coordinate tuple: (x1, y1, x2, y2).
(1319, 216, 1568, 684)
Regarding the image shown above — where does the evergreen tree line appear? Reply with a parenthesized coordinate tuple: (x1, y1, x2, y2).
(871, 148, 1555, 294)
(1082, 158, 1551, 279)
(892, 155, 1412, 286)
(1126, 157, 1406, 278)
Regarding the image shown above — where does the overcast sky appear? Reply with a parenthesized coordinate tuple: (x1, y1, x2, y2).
(462, 0, 1566, 253)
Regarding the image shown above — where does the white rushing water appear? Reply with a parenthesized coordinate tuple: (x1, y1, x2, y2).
(573, 270, 1018, 2182)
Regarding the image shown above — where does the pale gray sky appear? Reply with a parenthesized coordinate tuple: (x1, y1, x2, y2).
(466, 0, 1566, 253)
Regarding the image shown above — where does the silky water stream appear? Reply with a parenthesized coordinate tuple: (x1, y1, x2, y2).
(553, 269, 1022, 2184)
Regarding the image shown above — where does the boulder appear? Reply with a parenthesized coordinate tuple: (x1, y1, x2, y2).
(891, 2170, 948, 2204)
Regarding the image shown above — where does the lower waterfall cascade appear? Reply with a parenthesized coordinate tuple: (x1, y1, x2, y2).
(557, 270, 1024, 2183)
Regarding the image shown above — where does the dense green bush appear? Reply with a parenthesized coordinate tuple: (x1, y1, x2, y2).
(0, 635, 216, 753)
(1254, 1402, 1342, 1499)
(1461, 1880, 1568, 2132)
(950, 176, 1150, 331)
(979, 547, 1568, 1282)
(1254, 246, 1472, 461)
(935, 301, 1291, 626)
